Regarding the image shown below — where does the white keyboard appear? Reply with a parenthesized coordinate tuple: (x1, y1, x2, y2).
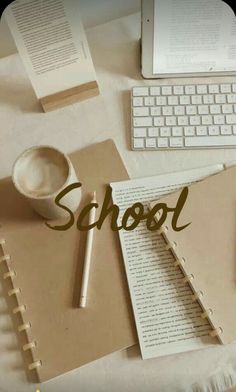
(131, 83, 236, 150)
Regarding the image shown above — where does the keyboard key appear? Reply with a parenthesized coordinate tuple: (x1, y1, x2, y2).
(166, 117, 177, 126)
(185, 136, 236, 147)
(208, 84, 219, 94)
(170, 137, 183, 147)
(197, 85, 207, 94)
(160, 127, 171, 137)
(178, 116, 188, 126)
(227, 94, 236, 104)
(158, 138, 168, 148)
(198, 105, 209, 115)
(186, 106, 197, 115)
(133, 128, 147, 137)
(215, 94, 226, 104)
(213, 115, 225, 125)
(210, 105, 221, 114)
(220, 84, 231, 93)
(168, 96, 178, 105)
(220, 125, 232, 135)
(185, 85, 196, 95)
(148, 127, 159, 137)
(203, 95, 214, 104)
(174, 106, 185, 115)
(144, 97, 155, 106)
(172, 127, 183, 136)
(191, 95, 202, 104)
(156, 96, 167, 105)
(209, 125, 220, 135)
(222, 104, 233, 114)
(154, 117, 165, 126)
(162, 106, 173, 116)
(133, 138, 145, 148)
(202, 115, 213, 125)
(133, 87, 149, 96)
(150, 107, 161, 116)
(196, 126, 207, 136)
(226, 115, 236, 124)
(133, 107, 149, 116)
(173, 86, 184, 95)
(232, 84, 236, 93)
(184, 126, 195, 136)
(150, 87, 160, 96)
(161, 86, 172, 95)
(180, 96, 190, 105)
(134, 117, 152, 127)
(146, 138, 157, 148)
(190, 116, 200, 125)
(133, 97, 143, 106)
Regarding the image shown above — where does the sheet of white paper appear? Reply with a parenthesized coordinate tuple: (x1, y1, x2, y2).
(5, 0, 97, 98)
(111, 165, 224, 359)
(153, 0, 236, 75)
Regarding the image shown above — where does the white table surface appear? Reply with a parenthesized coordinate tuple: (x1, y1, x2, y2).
(1, 12, 236, 392)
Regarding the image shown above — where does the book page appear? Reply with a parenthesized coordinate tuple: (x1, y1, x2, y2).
(5, 0, 97, 98)
(153, 0, 236, 74)
(111, 165, 223, 359)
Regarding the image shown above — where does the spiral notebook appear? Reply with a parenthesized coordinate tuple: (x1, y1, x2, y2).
(111, 165, 226, 360)
(150, 164, 236, 346)
(0, 140, 136, 382)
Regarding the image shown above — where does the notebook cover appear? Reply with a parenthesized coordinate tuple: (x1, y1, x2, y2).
(151, 166, 236, 345)
(0, 140, 136, 382)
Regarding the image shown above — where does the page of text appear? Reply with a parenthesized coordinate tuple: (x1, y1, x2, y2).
(5, 0, 97, 98)
(111, 165, 223, 359)
(153, 0, 236, 74)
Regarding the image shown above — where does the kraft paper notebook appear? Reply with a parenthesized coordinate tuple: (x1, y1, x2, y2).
(0, 140, 136, 382)
(150, 165, 236, 346)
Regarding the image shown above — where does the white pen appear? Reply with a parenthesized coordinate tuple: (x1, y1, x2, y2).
(79, 191, 97, 308)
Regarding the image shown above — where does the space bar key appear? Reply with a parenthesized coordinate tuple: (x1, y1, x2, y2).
(185, 136, 236, 147)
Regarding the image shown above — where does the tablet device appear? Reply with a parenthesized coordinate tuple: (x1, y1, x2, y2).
(141, 0, 236, 79)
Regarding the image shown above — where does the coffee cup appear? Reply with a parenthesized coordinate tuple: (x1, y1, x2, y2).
(12, 146, 81, 220)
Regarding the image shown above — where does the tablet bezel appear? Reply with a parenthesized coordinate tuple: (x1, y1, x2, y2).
(141, 0, 236, 79)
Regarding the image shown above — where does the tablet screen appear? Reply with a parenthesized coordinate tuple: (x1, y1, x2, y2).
(153, 0, 236, 75)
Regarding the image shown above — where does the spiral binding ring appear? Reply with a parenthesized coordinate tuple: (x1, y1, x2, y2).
(192, 291, 203, 302)
(23, 341, 36, 352)
(28, 360, 42, 371)
(3, 270, 16, 280)
(8, 288, 21, 297)
(201, 309, 213, 319)
(13, 305, 26, 314)
(0, 254, 11, 264)
(0, 238, 41, 369)
(182, 274, 194, 283)
(174, 257, 186, 267)
(210, 327, 223, 338)
(157, 226, 168, 235)
(18, 322, 31, 333)
(166, 241, 177, 251)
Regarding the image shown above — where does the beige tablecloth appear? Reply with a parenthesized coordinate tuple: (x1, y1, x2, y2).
(1, 12, 236, 392)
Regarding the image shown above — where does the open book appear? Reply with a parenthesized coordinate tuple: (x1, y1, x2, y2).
(111, 164, 227, 360)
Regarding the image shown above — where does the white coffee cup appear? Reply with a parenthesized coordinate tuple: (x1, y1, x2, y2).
(12, 146, 81, 220)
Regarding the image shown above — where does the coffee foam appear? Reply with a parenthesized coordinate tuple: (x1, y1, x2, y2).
(15, 148, 69, 197)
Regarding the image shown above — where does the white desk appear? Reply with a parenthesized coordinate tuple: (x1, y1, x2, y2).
(1, 12, 236, 392)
